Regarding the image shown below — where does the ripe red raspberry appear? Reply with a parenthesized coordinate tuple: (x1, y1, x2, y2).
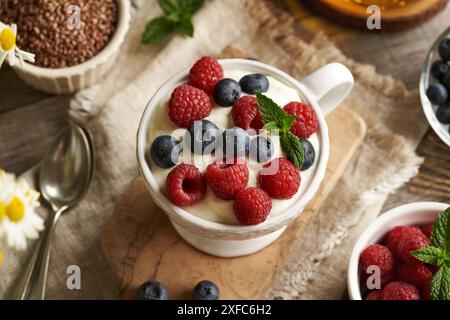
(397, 234, 431, 263)
(386, 226, 424, 258)
(169, 84, 212, 128)
(360, 245, 394, 280)
(283, 102, 318, 139)
(396, 262, 433, 287)
(231, 96, 264, 131)
(188, 56, 224, 95)
(166, 164, 206, 206)
(422, 282, 431, 300)
(382, 281, 420, 300)
(233, 187, 272, 225)
(205, 162, 249, 200)
(259, 158, 301, 199)
(421, 223, 433, 239)
(366, 290, 384, 300)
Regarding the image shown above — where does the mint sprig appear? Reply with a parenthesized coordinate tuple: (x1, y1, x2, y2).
(142, 0, 205, 44)
(412, 207, 450, 300)
(256, 92, 304, 169)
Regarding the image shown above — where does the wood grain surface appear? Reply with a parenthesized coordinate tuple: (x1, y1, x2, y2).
(101, 108, 366, 300)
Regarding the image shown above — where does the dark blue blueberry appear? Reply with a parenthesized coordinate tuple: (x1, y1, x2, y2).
(438, 38, 450, 61)
(239, 73, 270, 95)
(137, 280, 169, 300)
(150, 135, 181, 169)
(222, 127, 249, 159)
(426, 83, 448, 105)
(301, 138, 315, 171)
(431, 61, 449, 80)
(249, 136, 273, 163)
(213, 78, 241, 107)
(185, 120, 221, 155)
(436, 103, 450, 124)
(193, 280, 220, 300)
(442, 72, 450, 90)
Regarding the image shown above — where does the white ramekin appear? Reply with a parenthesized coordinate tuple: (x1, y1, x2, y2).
(137, 59, 354, 257)
(12, 0, 131, 95)
(348, 201, 450, 300)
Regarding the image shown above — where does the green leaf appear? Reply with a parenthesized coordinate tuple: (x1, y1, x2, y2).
(411, 246, 443, 265)
(178, 17, 194, 37)
(430, 264, 450, 300)
(263, 121, 279, 132)
(177, 0, 205, 14)
(256, 92, 289, 128)
(431, 207, 450, 254)
(280, 131, 304, 170)
(157, 0, 178, 15)
(281, 115, 296, 132)
(141, 17, 175, 44)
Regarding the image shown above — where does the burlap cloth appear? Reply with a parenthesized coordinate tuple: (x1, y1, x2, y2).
(1, 0, 427, 299)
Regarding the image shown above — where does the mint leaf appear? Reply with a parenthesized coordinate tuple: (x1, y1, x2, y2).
(177, 0, 205, 14)
(142, 17, 175, 44)
(256, 92, 288, 127)
(157, 0, 178, 15)
(431, 207, 450, 254)
(281, 115, 297, 132)
(411, 246, 443, 265)
(178, 17, 194, 36)
(263, 121, 279, 132)
(280, 131, 304, 169)
(430, 264, 450, 300)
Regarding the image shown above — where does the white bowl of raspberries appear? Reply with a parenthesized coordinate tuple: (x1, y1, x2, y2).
(348, 202, 450, 300)
(421, 26, 450, 147)
(137, 57, 354, 257)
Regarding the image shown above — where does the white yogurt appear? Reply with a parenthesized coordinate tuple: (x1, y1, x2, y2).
(147, 69, 320, 225)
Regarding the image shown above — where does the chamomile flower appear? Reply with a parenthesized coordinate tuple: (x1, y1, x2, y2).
(0, 21, 35, 68)
(0, 169, 44, 251)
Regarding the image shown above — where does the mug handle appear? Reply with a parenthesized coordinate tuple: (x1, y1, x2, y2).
(300, 63, 354, 116)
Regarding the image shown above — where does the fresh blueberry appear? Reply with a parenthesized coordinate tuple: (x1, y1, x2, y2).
(213, 78, 241, 107)
(249, 136, 273, 163)
(185, 120, 221, 155)
(301, 138, 315, 171)
(193, 280, 220, 300)
(150, 135, 181, 169)
(438, 38, 450, 61)
(431, 61, 449, 80)
(442, 72, 450, 90)
(239, 73, 270, 94)
(222, 127, 249, 159)
(137, 280, 169, 300)
(436, 103, 450, 124)
(426, 83, 448, 105)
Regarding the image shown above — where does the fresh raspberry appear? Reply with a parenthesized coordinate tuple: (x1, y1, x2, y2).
(397, 234, 431, 263)
(188, 56, 224, 95)
(422, 282, 431, 300)
(205, 162, 249, 200)
(166, 164, 206, 206)
(360, 245, 394, 280)
(233, 187, 272, 225)
(259, 158, 301, 199)
(231, 96, 264, 131)
(386, 226, 424, 259)
(421, 223, 433, 239)
(366, 290, 384, 300)
(169, 84, 212, 128)
(396, 262, 433, 287)
(283, 102, 318, 139)
(382, 281, 420, 300)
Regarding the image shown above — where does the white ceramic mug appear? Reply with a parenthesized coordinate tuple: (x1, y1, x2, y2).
(137, 59, 354, 257)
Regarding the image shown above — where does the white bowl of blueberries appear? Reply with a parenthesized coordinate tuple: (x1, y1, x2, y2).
(422, 26, 450, 147)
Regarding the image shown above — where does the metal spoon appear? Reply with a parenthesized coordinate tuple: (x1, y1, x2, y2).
(11, 125, 94, 300)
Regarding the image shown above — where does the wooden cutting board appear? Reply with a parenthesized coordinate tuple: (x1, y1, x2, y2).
(100, 107, 366, 300)
(302, 0, 448, 32)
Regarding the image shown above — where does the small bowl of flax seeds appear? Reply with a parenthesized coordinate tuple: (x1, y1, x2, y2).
(0, 0, 130, 94)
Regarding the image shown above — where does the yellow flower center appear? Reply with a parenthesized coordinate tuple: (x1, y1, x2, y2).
(0, 28, 16, 51)
(0, 201, 6, 221)
(6, 196, 25, 222)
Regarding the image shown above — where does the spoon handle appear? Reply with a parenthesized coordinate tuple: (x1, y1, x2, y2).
(27, 207, 65, 300)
